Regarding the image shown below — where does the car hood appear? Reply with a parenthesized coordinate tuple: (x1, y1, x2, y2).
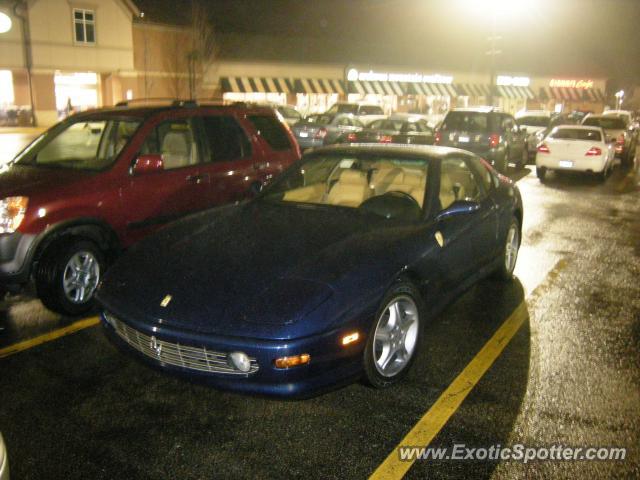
(0, 163, 95, 198)
(97, 202, 396, 338)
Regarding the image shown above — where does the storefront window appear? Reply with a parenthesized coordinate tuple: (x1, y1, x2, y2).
(54, 71, 99, 119)
(223, 91, 288, 105)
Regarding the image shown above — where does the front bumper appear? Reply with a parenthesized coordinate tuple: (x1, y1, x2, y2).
(101, 311, 368, 398)
(0, 232, 38, 286)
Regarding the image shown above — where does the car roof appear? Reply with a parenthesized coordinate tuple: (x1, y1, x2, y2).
(552, 124, 603, 130)
(515, 111, 552, 117)
(452, 106, 501, 113)
(68, 102, 278, 121)
(304, 143, 467, 160)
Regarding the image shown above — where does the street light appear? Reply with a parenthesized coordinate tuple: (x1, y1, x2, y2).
(0, 12, 12, 33)
(615, 90, 624, 110)
(458, 0, 537, 106)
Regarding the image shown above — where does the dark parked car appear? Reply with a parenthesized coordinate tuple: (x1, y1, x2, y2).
(292, 113, 364, 149)
(582, 113, 637, 164)
(97, 144, 523, 398)
(435, 108, 527, 172)
(0, 101, 300, 315)
(337, 116, 434, 145)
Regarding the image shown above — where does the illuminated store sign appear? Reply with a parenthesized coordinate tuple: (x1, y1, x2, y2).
(346, 68, 453, 84)
(549, 78, 594, 89)
(496, 75, 530, 87)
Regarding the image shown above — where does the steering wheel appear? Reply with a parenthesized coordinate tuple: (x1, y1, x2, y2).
(385, 190, 420, 207)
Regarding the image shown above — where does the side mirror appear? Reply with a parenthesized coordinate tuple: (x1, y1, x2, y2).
(436, 200, 481, 221)
(132, 154, 164, 175)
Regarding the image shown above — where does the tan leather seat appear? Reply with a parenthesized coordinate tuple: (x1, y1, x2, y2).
(327, 170, 370, 207)
(385, 171, 426, 206)
(439, 171, 465, 209)
(370, 167, 404, 195)
(161, 130, 198, 169)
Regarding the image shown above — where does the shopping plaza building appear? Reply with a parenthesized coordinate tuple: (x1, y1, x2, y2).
(0, 0, 612, 127)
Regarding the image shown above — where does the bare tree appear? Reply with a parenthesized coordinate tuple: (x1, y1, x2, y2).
(186, 0, 218, 99)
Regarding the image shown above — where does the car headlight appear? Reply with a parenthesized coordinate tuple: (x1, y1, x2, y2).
(0, 196, 29, 233)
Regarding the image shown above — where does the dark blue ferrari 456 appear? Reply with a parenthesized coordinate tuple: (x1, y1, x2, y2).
(96, 144, 523, 397)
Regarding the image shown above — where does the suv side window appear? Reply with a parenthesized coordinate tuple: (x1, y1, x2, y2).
(140, 119, 199, 170)
(199, 116, 251, 162)
(338, 117, 351, 127)
(439, 157, 483, 209)
(501, 115, 515, 132)
(359, 105, 383, 115)
(248, 115, 292, 151)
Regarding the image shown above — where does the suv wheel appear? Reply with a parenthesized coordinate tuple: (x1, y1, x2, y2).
(36, 239, 105, 316)
(536, 166, 547, 182)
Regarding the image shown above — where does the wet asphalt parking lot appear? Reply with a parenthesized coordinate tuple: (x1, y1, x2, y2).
(1, 132, 639, 479)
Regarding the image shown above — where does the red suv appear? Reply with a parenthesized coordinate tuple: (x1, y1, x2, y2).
(0, 101, 300, 315)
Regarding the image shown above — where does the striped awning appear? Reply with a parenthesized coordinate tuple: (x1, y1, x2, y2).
(407, 82, 458, 97)
(539, 87, 606, 103)
(496, 85, 536, 100)
(455, 84, 494, 97)
(348, 80, 405, 96)
(297, 78, 347, 95)
(220, 77, 347, 95)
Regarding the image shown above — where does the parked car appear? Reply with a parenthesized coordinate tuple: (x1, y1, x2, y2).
(0, 432, 8, 480)
(292, 113, 364, 149)
(582, 113, 637, 164)
(0, 100, 300, 315)
(97, 144, 523, 397)
(325, 102, 386, 125)
(435, 108, 528, 172)
(535, 125, 615, 182)
(337, 116, 435, 145)
(515, 111, 552, 160)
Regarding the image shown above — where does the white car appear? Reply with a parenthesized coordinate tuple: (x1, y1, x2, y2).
(535, 125, 615, 182)
(515, 111, 553, 158)
(0, 432, 8, 480)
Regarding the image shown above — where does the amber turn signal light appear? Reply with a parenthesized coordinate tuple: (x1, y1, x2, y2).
(274, 354, 310, 369)
(341, 332, 360, 346)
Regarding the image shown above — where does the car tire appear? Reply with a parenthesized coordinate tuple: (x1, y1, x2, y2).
(36, 239, 105, 316)
(517, 148, 527, 170)
(536, 166, 547, 182)
(493, 217, 520, 281)
(363, 279, 425, 388)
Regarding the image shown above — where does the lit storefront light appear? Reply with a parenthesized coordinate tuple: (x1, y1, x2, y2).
(0, 71, 14, 106)
(54, 71, 99, 117)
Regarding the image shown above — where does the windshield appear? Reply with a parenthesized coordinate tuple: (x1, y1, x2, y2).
(260, 153, 429, 219)
(583, 117, 627, 130)
(327, 104, 358, 115)
(14, 118, 141, 170)
(441, 112, 497, 132)
(549, 128, 602, 142)
(517, 116, 550, 127)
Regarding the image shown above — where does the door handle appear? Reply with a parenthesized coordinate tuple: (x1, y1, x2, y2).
(186, 173, 209, 184)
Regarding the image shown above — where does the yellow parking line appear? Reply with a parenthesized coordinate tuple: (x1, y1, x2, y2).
(369, 302, 528, 479)
(370, 258, 569, 479)
(0, 316, 100, 359)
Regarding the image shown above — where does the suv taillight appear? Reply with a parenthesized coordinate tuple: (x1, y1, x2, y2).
(315, 128, 327, 139)
(585, 147, 602, 156)
(537, 144, 550, 154)
(379, 135, 393, 143)
(489, 133, 500, 149)
(434, 131, 442, 145)
(346, 132, 358, 142)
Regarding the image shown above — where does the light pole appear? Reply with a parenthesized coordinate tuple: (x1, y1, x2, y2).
(615, 90, 624, 110)
(10, 0, 37, 126)
(486, 13, 502, 106)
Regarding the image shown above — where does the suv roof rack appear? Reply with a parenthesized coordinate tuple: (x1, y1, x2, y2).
(114, 98, 226, 108)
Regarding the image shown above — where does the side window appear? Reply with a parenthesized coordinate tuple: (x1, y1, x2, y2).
(502, 115, 516, 132)
(248, 115, 292, 151)
(439, 157, 483, 210)
(338, 117, 351, 127)
(140, 119, 199, 170)
(200, 116, 251, 162)
(465, 156, 494, 193)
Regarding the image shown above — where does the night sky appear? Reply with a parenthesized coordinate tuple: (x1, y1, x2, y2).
(135, 0, 640, 80)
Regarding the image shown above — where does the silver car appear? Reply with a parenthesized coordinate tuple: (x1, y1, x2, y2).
(292, 113, 364, 150)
